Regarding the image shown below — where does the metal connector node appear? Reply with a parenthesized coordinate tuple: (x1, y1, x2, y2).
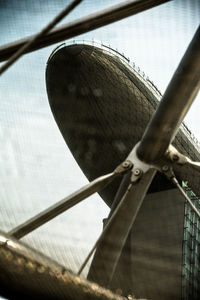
(167, 145, 200, 173)
(114, 160, 133, 175)
(122, 161, 132, 169)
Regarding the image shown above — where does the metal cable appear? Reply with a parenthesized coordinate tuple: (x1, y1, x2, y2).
(171, 177, 200, 219)
(0, 0, 82, 76)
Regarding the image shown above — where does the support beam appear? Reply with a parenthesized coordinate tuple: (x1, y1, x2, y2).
(87, 169, 156, 287)
(0, 0, 170, 62)
(0, 0, 82, 75)
(9, 172, 117, 239)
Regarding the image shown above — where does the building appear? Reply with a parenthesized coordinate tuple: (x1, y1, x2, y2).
(46, 43, 200, 299)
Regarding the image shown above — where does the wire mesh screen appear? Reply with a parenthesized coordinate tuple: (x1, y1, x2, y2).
(0, 0, 200, 299)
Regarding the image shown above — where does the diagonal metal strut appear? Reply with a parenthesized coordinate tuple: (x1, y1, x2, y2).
(0, 0, 83, 76)
(0, 0, 170, 62)
(82, 169, 156, 287)
(8, 162, 132, 239)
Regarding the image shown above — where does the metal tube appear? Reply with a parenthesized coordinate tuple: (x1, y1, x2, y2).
(0, 0, 170, 62)
(0, 233, 126, 300)
(0, 0, 82, 75)
(85, 170, 156, 286)
(8, 172, 117, 239)
(137, 25, 200, 163)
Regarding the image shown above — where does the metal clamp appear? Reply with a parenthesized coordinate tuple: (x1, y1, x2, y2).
(114, 160, 133, 175)
(126, 143, 152, 182)
(166, 144, 200, 173)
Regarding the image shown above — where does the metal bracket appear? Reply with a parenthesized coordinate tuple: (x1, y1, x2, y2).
(166, 144, 200, 173)
(126, 142, 175, 181)
(151, 143, 200, 181)
(126, 143, 152, 182)
(114, 160, 133, 175)
(129, 141, 200, 182)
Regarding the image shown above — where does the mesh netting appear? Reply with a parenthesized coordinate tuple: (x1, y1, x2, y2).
(0, 0, 200, 299)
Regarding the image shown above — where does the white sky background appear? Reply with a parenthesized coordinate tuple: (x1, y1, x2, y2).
(0, 0, 200, 289)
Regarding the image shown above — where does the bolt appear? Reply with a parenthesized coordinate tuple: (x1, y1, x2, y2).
(134, 169, 141, 176)
(172, 154, 179, 161)
(122, 161, 130, 168)
(162, 165, 169, 172)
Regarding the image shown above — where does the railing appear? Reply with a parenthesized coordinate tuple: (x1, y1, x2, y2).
(48, 38, 162, 97)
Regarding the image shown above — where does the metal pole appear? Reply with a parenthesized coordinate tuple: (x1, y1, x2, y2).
(85, 170, 156, 287)
(137, 25, 200, 163)
(0, 0, 82, 75)
(8, 172, 117, 239)
(0, 0, 170, 62)
(0, 234, 126, 300)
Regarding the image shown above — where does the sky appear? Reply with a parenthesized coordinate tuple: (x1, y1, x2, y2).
(0, 0, 200, 296)
(0, 0, 199, 135)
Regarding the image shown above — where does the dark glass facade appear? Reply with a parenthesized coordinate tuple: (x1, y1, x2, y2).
(182, 183, 200, 299)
